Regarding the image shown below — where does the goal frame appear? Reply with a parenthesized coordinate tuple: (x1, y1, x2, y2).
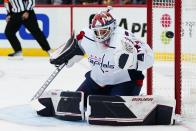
(147, 0, 182, 115)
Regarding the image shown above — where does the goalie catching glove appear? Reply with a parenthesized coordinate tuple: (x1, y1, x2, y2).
(50, 33, 85, 67)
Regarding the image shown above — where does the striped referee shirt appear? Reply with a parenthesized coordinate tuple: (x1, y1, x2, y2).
(4, 0, 35, 14)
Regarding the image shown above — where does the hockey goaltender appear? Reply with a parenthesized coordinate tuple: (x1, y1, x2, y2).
(31, 7, 176, 126)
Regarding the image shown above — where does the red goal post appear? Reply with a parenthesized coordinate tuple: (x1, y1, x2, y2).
(147, 0, 196, 118)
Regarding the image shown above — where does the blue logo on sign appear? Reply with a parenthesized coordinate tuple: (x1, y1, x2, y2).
(0, 14, 49, 40)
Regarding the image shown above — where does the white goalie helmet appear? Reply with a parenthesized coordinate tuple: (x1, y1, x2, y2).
(91, 10, 116, 43)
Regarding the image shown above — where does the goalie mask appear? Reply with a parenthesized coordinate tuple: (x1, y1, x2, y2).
(91, 11, 116, 43)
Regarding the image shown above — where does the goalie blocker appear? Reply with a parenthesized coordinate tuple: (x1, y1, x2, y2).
(50, 32, 84, 67)
(31, 90, 175, 125)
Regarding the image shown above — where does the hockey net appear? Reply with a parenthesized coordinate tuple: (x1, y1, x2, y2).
(147, 0, 196, 118)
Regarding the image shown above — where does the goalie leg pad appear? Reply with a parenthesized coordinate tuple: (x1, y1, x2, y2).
(32, 90, 85, 121)
(156, 105, 173, 125)
(55, 91, 85, 121)
(87, 95, 174, 126)
(36, 98, 55, 117)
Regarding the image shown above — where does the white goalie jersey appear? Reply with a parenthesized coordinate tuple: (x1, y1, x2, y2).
(78, 27, 154, 86)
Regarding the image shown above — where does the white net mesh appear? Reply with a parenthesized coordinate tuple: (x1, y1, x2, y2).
(153, 0, 175, 8)
(181, 0, 196, 118)
(151, 0, 196, 118)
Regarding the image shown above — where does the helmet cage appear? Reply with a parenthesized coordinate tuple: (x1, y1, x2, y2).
(91, 12, 116, 43)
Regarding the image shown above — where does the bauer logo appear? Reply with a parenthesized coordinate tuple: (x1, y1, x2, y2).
(0, 14, 49, 40)
(132, 98, 153, 101)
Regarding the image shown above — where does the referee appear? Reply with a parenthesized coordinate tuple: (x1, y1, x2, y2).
(4, 0, 52, 57)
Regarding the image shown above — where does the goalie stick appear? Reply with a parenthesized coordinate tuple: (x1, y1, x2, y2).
(31, 63, 66, 101)
(31, 32, 77, 101)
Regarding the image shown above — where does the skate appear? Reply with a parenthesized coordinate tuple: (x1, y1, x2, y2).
(8, 51, 23, 60)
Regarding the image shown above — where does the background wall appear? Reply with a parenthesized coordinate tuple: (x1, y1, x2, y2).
(0, 5, 146, 56)
(0, 5, 195, 60)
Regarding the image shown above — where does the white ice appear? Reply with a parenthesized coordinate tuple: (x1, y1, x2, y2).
(0, 57, 195, 131)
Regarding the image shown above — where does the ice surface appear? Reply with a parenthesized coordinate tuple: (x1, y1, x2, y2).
(0, 57, 195, 131)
